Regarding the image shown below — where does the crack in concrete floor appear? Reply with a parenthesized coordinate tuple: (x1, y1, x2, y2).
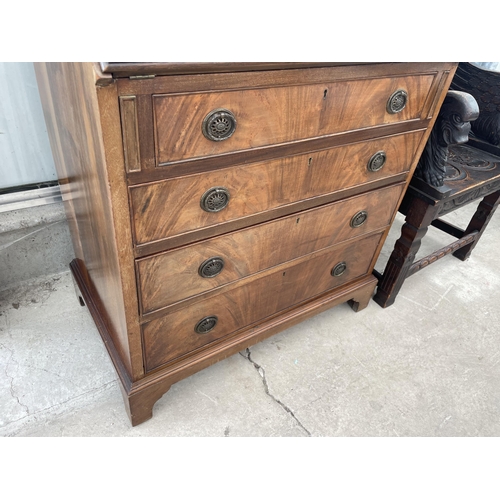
(0, 342, 30, 417)
(240, 348, 311, 437)
(1, 380, 119, 436)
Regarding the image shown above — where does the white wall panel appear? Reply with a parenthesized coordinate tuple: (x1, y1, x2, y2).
(0, 62, 57, 190)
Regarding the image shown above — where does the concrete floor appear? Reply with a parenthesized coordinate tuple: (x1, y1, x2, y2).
(1, 200, 499, 437)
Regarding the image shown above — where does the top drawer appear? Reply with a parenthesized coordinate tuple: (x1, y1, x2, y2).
(153, 74, 434, 165)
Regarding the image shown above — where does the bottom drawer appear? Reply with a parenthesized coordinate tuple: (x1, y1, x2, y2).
(143, 230, 384, 371)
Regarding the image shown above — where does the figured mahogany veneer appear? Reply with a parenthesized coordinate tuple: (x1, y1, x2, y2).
(131, 131, 422, 252)
(152, 75, 434, 165)
(143, 231, 384, 371)
(137, 183, 405, 315)
(35, 62, 457, 426)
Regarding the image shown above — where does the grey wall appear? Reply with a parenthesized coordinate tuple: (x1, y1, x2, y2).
(0, 62, 57, 190)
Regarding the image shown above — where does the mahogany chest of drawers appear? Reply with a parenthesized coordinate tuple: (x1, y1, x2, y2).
(35, 62, 457, 425)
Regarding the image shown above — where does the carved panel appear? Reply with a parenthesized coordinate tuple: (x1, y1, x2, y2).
(414, 91, 479, 187)
(438, 179, 500, 215)
(451, 62, 500, 146)
(408, 232, 478, 276)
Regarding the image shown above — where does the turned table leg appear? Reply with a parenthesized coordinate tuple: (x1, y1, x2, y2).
(373, 195, 441, 308)
(453, 190, 500, 261)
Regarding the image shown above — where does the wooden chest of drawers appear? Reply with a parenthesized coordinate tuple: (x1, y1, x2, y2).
(35, 62, 457, 426)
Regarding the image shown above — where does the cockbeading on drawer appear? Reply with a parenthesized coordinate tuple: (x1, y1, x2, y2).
(142, 230, 385, 371)
(137, 183, 405, 317)
(130, 131, 423, 255)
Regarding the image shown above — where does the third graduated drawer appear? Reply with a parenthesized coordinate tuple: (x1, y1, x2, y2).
(142, 230, 385, 371)
(137, 182, 405, 317)
(130, 130, 424, 255)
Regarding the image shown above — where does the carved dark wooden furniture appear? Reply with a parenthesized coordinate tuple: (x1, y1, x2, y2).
(451, 62, 500, 148)
(373, 88, 500, 308)
(35, 62, 456, 425)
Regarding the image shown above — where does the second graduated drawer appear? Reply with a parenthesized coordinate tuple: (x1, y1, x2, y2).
(131, 130, 423, 253)
(137, 182, 404, 316)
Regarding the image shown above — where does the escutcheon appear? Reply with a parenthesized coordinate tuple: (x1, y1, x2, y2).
(199, 257, 225, 278)
(350, 210, 368, 228)
(386, 89, 408, 114)
(200, 187, 231, 213)
(195, 316, 218, 334)
(367, 151, 386, 172)
(202, 108, 237, 141)
(331, 262, 347, 277)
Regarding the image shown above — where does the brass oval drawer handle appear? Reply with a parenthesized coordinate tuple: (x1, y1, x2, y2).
(195, 316, 218, 334)
(386, 89, 408, 114)
(200, 187, 230, 212)
(367, 151, 386, 172)
(350, 210, 368, 228)
(331, 261, 347, 277)
(199, 257, 225, 278)
(202, 108, 237, 141)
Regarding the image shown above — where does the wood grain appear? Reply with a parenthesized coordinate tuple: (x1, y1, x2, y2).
(142, 231, 383, 371)
(153, 75, 434, 165)
(36, 62, 458, 426)
(95, 81, 145, 379)
(129, 274, 379, 425)
(117, 63, 454, 96)
(101, 62, 373, 78)
(127, 122, 428, 185)
(119, 96, 141, 172)
(34, 63, 138, 377)
(137, 183, 404, 315)
(130, 131, 423, 249)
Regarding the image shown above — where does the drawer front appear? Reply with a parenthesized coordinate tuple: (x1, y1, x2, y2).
(138, 183, 404, 315)
(143, 231, 383, 371)
(131, 131, 422, 247)
(153, 74, 434, 164)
